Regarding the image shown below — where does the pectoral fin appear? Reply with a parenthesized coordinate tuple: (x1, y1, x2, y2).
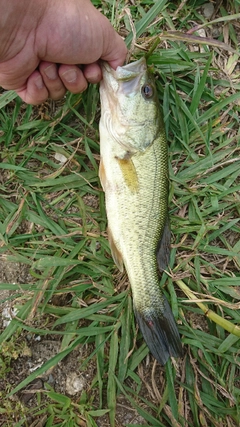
(156, 220, 171, 271)
(117, 158, 139, 193)
(108, 226, 124, 272)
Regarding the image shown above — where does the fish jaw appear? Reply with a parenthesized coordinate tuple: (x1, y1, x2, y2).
(101, 57, 147, 96)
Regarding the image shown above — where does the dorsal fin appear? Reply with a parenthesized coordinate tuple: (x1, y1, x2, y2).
(156, 220, 171, 271)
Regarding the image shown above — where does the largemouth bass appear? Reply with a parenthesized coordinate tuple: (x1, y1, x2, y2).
(99, 57, 182, 365)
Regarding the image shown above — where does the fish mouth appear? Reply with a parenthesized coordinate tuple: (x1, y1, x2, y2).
(116, 57, 147, 79)
(101, 57, 147, 96)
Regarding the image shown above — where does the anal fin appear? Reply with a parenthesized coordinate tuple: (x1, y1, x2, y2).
(108, 226, 124, 272)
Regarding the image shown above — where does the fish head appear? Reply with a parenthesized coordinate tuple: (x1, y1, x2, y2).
(100, 57, 162, 156)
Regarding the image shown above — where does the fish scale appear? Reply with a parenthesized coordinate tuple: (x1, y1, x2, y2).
(99, 57, 182, 365)
(119, 143, 166, 309)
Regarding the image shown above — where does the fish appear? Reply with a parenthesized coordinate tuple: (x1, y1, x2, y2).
(99, 57, 182, 365)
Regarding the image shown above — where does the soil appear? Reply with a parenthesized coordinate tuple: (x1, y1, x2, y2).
(0, 261, 147, 426)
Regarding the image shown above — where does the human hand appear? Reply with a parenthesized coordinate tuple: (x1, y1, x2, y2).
(0, 0, 127, 104)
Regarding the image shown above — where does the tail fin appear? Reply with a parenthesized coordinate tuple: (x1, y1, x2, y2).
(134, 296, 182, 365)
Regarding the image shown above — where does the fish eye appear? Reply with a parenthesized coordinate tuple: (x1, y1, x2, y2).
(141, 83, 154, 99)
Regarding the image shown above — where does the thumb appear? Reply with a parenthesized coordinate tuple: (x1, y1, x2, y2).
(99, 16, 127, 69)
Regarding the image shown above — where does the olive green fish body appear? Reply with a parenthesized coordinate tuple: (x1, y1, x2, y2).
(99, 58, 182, 364)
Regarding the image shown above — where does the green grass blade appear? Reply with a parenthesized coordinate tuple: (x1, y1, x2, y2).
(125, 0, 168, 48)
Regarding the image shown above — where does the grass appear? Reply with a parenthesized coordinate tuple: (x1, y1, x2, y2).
(0, 0, 240, 426)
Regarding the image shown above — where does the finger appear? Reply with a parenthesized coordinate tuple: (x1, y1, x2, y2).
(100, 16, 127, 69)
(83, 62, 102, 84)
(39, 62, 66, 100)
(58, 64, 88, 93)
(15, 70, 49, 104)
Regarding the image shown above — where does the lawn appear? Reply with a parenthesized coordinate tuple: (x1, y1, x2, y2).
(0, 1, 240, 426)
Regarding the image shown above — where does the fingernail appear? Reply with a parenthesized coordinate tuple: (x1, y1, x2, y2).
(62, 69, 77, 83)
(44, 64, 57, 80)
(35, 76, 44, 89)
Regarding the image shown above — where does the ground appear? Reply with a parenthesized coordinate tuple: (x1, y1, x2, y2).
(0, 1, 240, 427)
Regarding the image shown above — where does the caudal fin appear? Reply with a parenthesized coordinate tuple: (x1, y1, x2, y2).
(134, 296, 182, 365)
